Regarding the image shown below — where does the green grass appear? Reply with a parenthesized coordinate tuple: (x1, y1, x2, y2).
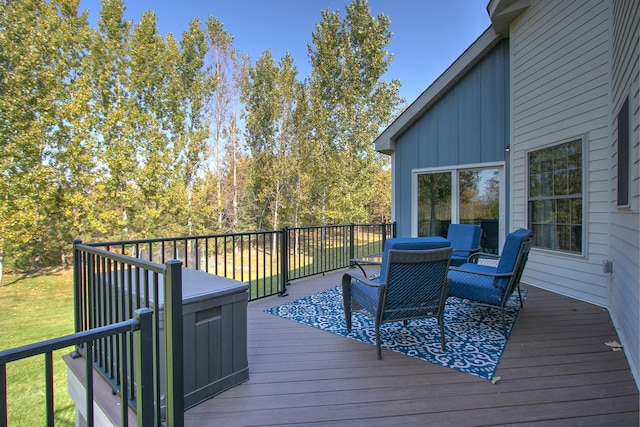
(0, 269, 76, 426)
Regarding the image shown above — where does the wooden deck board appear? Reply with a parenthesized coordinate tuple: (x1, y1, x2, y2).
(185, 270, 639, 426)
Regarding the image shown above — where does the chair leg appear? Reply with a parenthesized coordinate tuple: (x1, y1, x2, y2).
(516, 284, 524, 308)
(439, 315, 446, 351)
(342, 275, 352, 332)
(344, 302, 352, 332)
(375, 321, 382, 360)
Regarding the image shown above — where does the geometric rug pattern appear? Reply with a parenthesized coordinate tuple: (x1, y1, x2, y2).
(266, 286, 526, 380)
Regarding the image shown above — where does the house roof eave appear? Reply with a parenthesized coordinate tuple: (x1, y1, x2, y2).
(487, 0, 531, 34)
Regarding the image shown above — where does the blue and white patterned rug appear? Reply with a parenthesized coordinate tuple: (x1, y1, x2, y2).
(265, 286, 526, 380)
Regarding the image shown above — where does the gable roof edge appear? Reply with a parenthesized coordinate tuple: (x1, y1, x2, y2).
(487, 0, 531, 34)
(375, 26, 505, 155)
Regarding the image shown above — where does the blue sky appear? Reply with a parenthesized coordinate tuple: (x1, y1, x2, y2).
(79, 0, 491, 103)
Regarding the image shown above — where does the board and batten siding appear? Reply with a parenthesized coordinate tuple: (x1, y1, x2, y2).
(509, 0, 613, 306)
(392, 40, 509, 237)
(609, 0, 639, 388)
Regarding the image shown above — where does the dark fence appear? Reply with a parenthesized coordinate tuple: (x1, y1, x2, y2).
(2, 223, 392, 426)
(84, 222, 395, 301)
(73, 244, 184, 427)
(285, 223, 394, 283)
(0, 308, 154, 427)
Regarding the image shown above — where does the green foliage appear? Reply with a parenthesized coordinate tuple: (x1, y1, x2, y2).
(0, 0, 93, 268)
(0, 0, 396, 269)
(243, 50, 303, 230)
(306, 0, 403, 224)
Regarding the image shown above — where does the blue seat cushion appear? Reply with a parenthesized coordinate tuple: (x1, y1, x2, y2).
(448, 263, 503, 306)
(450, 254, 470, 267)
(379, 237, 450, 280)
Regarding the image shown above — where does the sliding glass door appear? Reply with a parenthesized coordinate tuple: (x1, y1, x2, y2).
(417, 172, 452, 237)
(415, 165, 504, 253)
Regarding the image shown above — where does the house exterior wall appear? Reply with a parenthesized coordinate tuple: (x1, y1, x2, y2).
(509, 0, 613, 304)
(510, 0, 639, 385)
(392, 40, 510, 237)
(379, 0, 639, 388)
(609, 0, 639, 387)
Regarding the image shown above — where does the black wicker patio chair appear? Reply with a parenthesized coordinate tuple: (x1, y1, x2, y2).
(447, 228, 535, 336)
(342, 246, 453, 360)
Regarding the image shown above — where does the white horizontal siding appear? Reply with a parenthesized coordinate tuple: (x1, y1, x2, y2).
(509, 0, 612, 306)
(525, 252, 611, 301)
(609, 0, 640, 388)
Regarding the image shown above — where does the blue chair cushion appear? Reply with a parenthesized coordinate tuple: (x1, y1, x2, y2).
(447, 224, 482, 267)
(448, 263, 503, 306)
(496, 228, 533, 274)
(450, 253, 471, 267)
(379, 237, 450, 281)
(447, 224, 481, 250)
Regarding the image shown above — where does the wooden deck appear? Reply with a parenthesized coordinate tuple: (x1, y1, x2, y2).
(185, 269, 639, 427)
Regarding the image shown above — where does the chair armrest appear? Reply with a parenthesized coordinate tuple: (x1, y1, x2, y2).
(452, 246, 483, 261)
(449, 265, 513, 280)
(468, 252, 500, 265)
(452, 248, 479, 255)
(350, 255, 382, 276)
(342, 271, 384, 288)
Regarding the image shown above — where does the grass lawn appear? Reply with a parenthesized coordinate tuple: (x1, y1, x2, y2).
(0, 269, 76, 426)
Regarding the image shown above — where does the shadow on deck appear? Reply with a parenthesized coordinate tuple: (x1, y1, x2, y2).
(185, 269, 639, 426)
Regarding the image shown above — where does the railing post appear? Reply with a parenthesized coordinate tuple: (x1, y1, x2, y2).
(349, 223, 355, 262)
(85, 343, 94, 426)
(73, 240, 82, 336)
(279, 227, 289, 296)
(134, 308, 155, 427)
(45, 352, 53, 427)
(87, 253, 95, 333)
(380, 223, 387, 249)
(1, 364, 6, 427)
(164, 260, 184, 427)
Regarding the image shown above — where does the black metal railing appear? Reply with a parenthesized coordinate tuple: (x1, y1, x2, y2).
(73, 244, 184, 427)
(0, 308, 154, 427)
(285, 223, 394, 282)
(85, 222, 395, 301)
(3, 222, 393, 426)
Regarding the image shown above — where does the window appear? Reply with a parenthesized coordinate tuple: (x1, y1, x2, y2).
(528, 140, 583, 253)
(617, 96, 629, 206)
(417, 172, 451, 237)
(417, 167, 502, 252)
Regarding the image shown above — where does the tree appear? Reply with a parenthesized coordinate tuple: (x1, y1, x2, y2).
(205, 17, 249, 231)
(88, 0, 138, 240)
(169, 18, 216, 235)
(243, 50, 302, 230)
(306, 0, 403, 225)
(79, 4, 208, 242)
(0, 0, 400, 271)
(0, 0, 93, 269)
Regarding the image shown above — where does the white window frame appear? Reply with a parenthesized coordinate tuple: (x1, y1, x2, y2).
(525, 137, 586, 255)
(411, 161, 506, 245)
